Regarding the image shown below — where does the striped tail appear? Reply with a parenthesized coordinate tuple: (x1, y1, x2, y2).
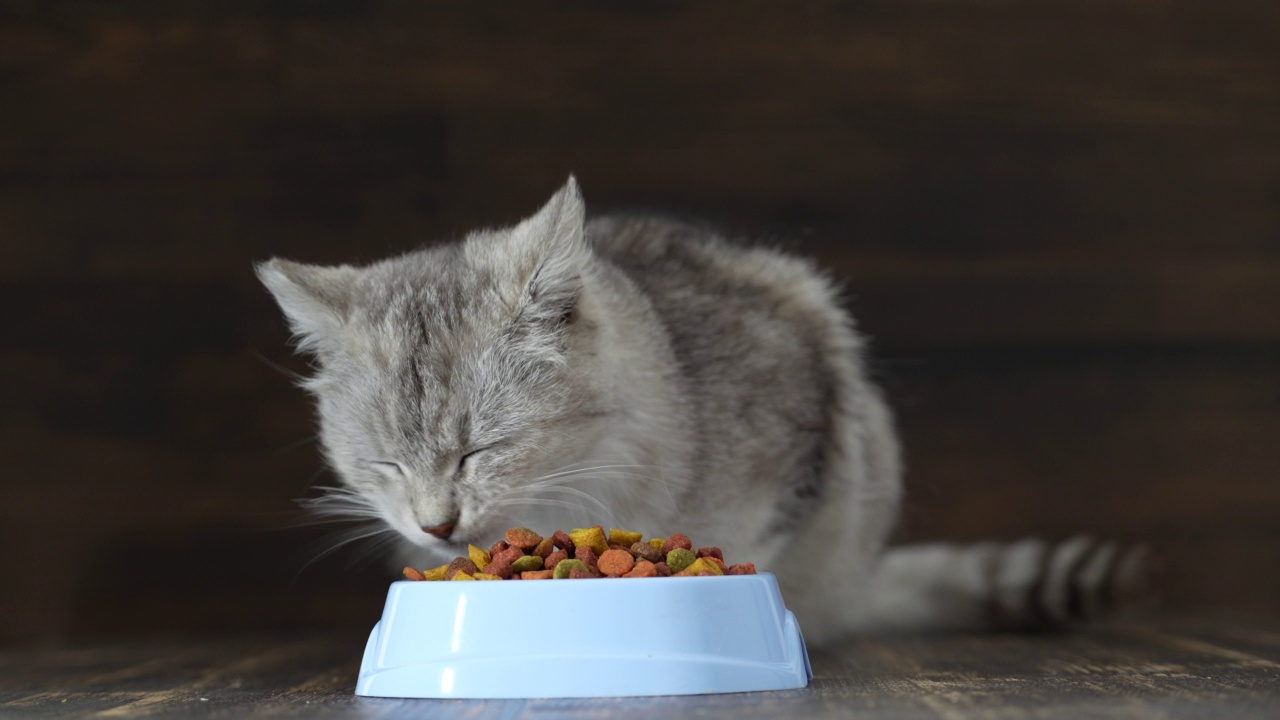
(857, 537, 1160, 632)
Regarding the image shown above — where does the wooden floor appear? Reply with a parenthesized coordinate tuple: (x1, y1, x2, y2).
(2, 616, 1277, 719)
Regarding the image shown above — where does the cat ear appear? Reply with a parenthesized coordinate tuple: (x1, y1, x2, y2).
(255, 258, 358, 353)
(513, 176, 589, 326)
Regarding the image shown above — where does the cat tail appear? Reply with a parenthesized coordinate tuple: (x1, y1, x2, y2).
(855, 536, 1161, 632)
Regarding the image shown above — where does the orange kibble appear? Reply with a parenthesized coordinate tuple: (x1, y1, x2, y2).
(623, 560, 658, 578)
(598, 549, 636, 577)
(402, 567, 425, 581)
(521, 569, 554, 580)
(505, 527, 543, 550)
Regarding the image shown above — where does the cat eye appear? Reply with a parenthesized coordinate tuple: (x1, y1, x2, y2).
(370, 460, 407, 478)
(458, 446, 494, 469)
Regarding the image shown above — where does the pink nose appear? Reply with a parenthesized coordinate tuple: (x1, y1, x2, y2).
(421, 517, 458, 539)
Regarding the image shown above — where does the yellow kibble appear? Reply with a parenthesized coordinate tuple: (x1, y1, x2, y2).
(474, 573, 502, 581)
(683, 558, 725, 576)
(608, 528, 644, 547)
(570, 526, 610, 555)
(648, 538, 665, 551)
(468, 544, 492, 570)
(450, 572, 476, 581)
(422, 564, 449, 581)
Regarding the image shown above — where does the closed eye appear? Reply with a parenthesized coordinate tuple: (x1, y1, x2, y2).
(369, 460, 407, 478)
(458, 445, 496, 470)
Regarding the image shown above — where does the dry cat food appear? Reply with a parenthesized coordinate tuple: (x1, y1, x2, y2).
(402, 525, 758, 581)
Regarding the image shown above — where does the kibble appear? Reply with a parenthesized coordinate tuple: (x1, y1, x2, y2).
(505, 527, 543, 550)
(447, 557, 478, 579)
(553, 558, 588, 579)
(494, 546, 525, 565)
(682, 557, 724, 576)
(661, 533, 693, 555)
(510, 555, 544, 573)
(398, 525, 758, 582)
(569, 526, 609, 555)
(481, 557, 514, 579)
(468, 544, 492, 570)
(552, 530, 576, 555)
(574, 545, 599, 569)
(665, 548, 696, 574)
(630, 542, 663, 564)
(533, 536, 556, 559)
(624, 560, 658, 578)
(609, 528, 644, 547)
(598, 549, 636, 577)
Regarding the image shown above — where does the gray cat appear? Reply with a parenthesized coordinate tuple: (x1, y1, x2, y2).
(259, 178, 1151, 645)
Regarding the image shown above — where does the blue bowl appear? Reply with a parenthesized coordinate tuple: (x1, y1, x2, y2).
(356, 572, 811, 698)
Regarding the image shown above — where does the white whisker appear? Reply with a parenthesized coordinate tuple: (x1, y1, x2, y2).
(293, 523, 398, 580)
(490, 497, 583, 512)
(528, 464, 670, 483)
(502, 485, 614, 519)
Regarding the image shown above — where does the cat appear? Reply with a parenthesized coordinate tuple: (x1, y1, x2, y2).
(258, 177, 1153, 645)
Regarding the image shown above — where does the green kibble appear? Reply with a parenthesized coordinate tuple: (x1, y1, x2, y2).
(666, 548, 696, 574)
(510, 555, 544, 573)
(553, 559, 588, 579)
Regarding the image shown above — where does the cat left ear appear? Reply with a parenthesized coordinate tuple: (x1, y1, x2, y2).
(255, 258, 358, 354)
(515, 176, 589, 326)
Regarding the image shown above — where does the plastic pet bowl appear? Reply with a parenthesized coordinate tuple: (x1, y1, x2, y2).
(356, 572, 811, 698)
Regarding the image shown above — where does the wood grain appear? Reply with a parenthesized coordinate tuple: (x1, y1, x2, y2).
(1, 0, 1278, 644)
(2, 619, 1279, 718)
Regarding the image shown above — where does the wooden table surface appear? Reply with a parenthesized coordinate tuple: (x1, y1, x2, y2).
(3, 616, 1278, 719)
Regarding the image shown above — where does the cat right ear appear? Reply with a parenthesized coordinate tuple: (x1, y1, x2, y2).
(255, 258, 358, 354)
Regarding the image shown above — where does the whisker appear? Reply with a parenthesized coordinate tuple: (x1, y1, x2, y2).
(252, 348, 309, 384)
(340, 532, 404, 570)
(293, 524, 397, 579)
(502, 486, 614, 519)
(529, 464, 669, 483)
(296, 501, 382, 521)
(272, 434, 318, 456)
(519, 469, 686, 495)
(490, 497, 583, 512)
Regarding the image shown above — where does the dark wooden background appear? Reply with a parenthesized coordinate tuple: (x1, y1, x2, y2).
(2, 0, 1277, 647)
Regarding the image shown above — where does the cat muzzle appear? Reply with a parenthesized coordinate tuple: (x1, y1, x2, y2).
(421, 517, 459, 540)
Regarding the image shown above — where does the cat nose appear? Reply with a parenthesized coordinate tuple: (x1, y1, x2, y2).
(421, 516, 459, 540)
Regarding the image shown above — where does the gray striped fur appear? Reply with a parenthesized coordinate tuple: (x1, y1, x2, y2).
(258, 178, 1155, 646)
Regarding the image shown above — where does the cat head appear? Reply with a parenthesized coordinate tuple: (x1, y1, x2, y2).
(258, 177, 611, 554)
